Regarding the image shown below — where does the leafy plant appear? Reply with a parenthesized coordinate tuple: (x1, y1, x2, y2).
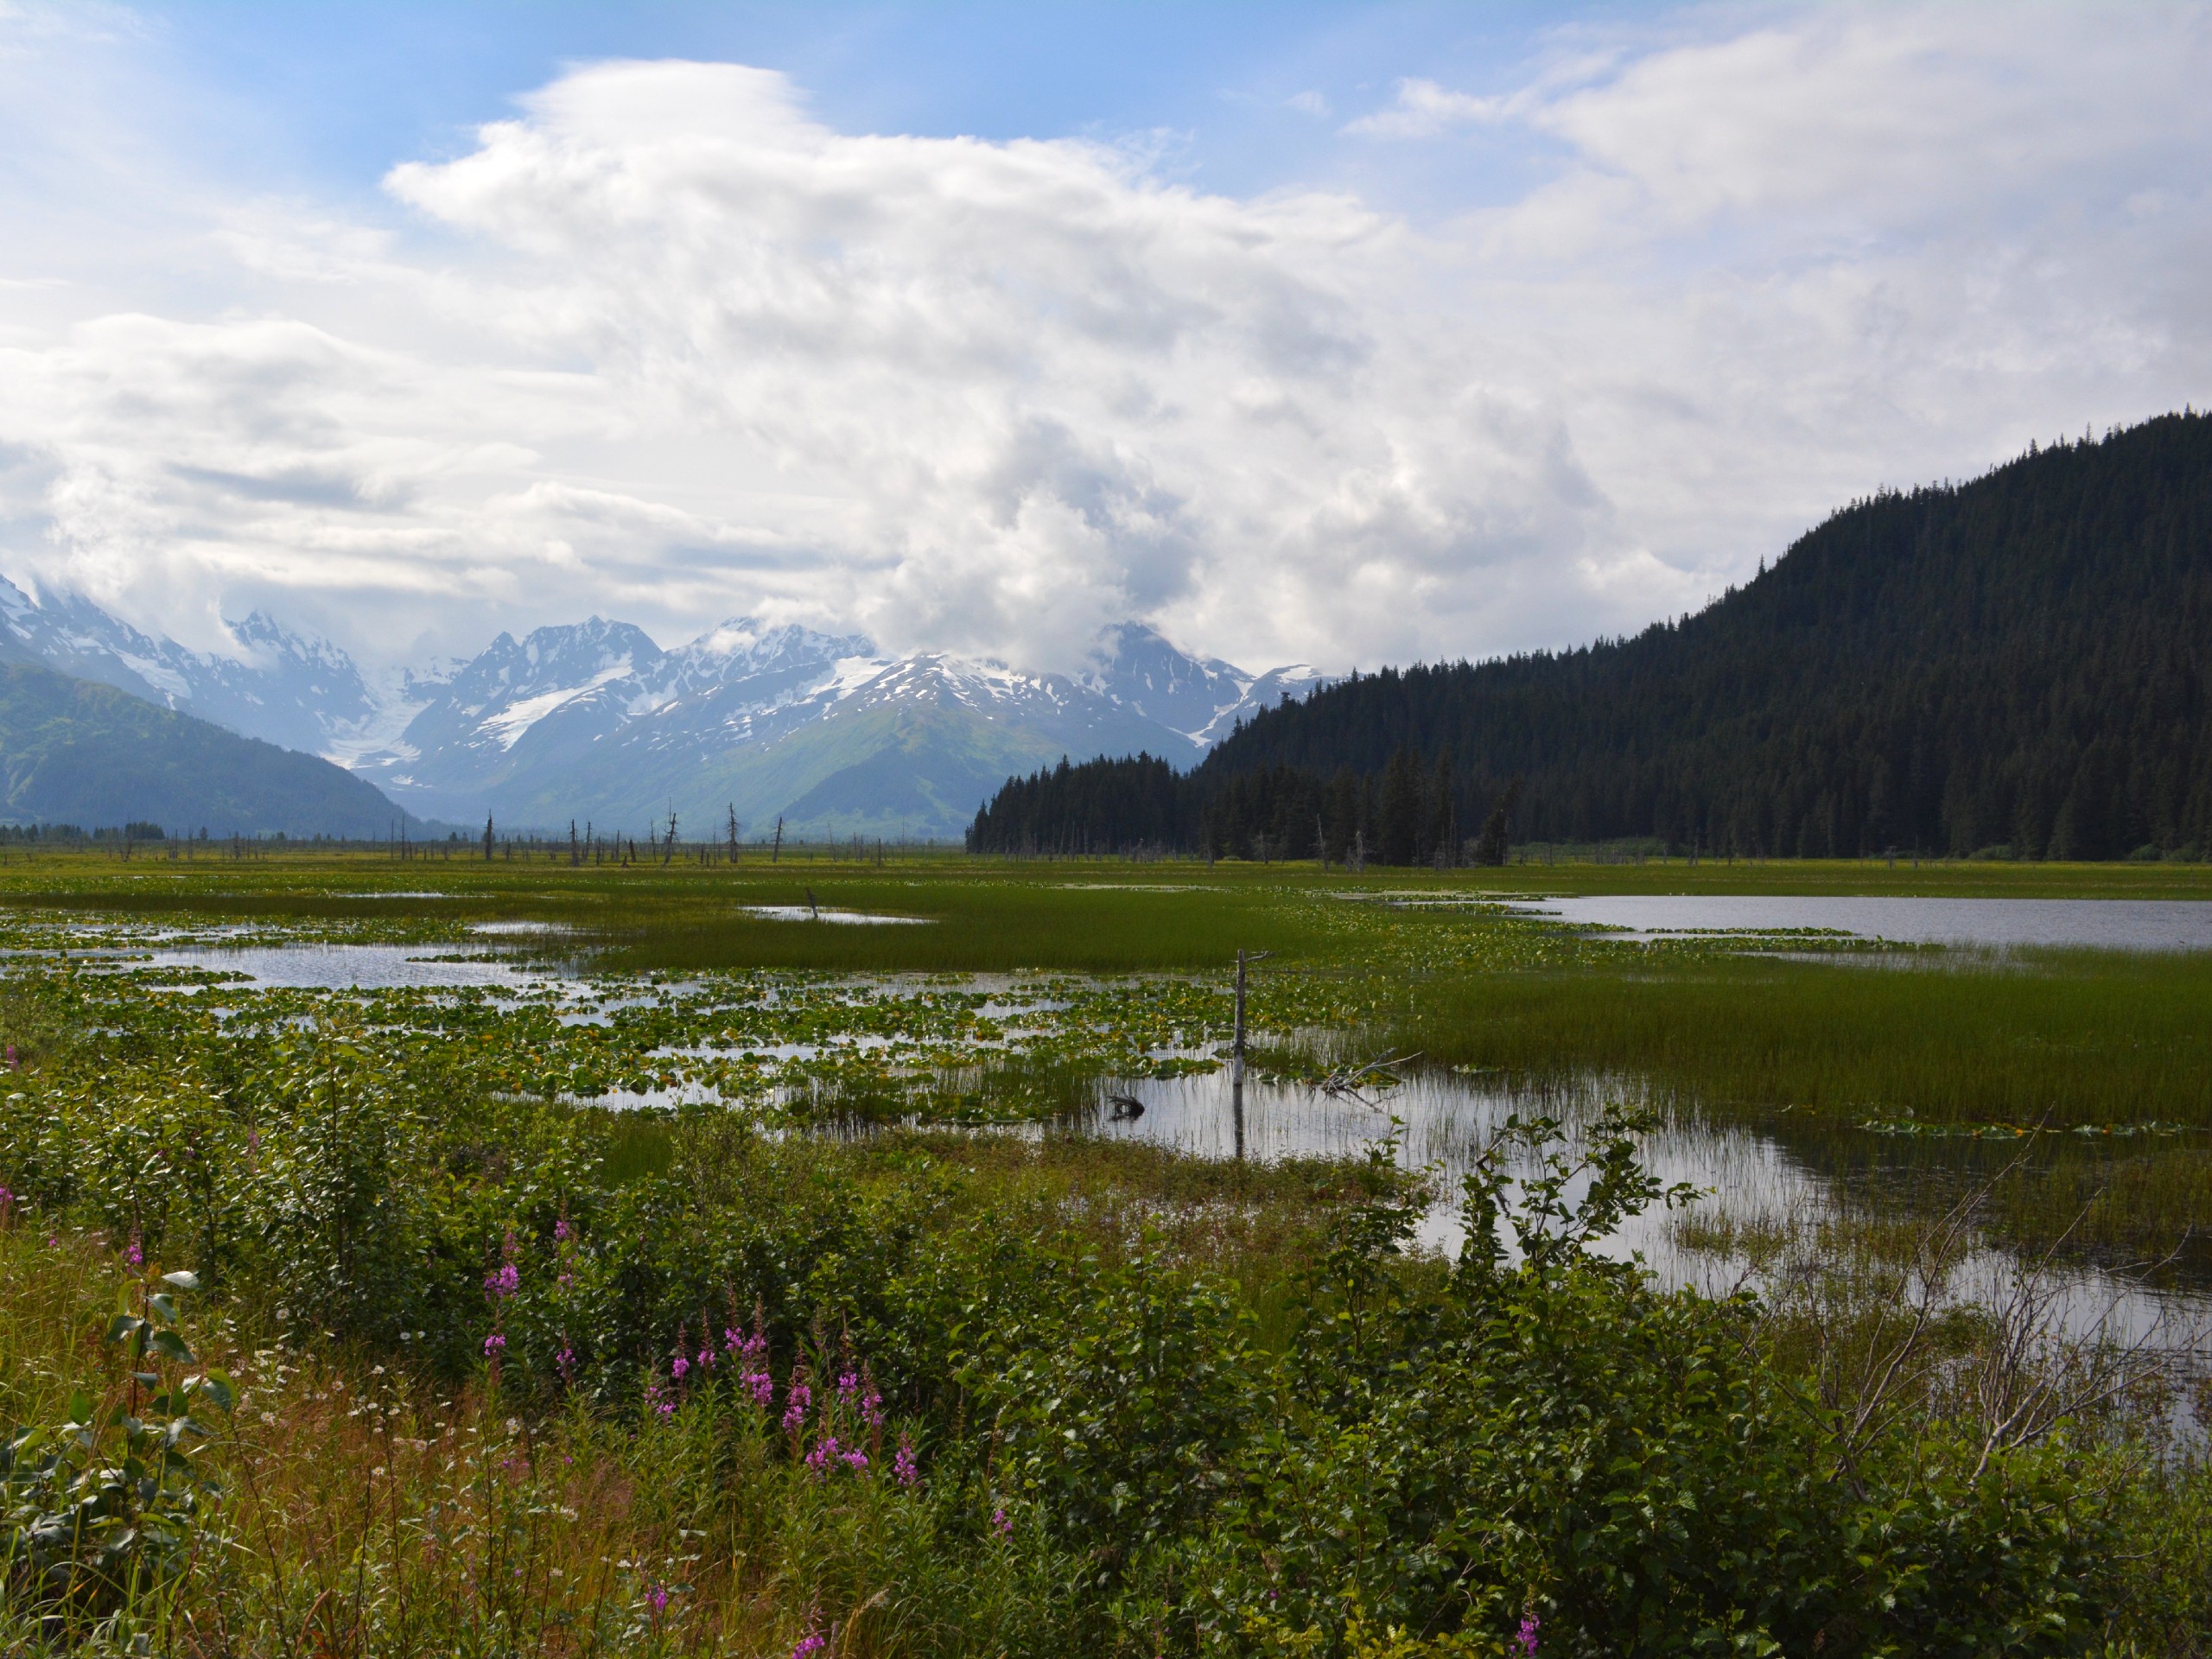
(1, 1269, 233, 1620)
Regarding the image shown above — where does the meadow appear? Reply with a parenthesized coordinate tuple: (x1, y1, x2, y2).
(3, 849, 2211, 1655)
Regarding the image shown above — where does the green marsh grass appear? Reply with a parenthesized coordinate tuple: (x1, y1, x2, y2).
(1389, 944, 2212, 1130)
(8, 851, 2212, 1247)
(6, 846, 2210, 965)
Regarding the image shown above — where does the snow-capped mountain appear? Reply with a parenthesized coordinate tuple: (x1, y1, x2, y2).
(1084, 621, 1324, 748)
(0, 575, 380, 756)
(351, 618, 1320, 838)
(0, 573, 1319, 840)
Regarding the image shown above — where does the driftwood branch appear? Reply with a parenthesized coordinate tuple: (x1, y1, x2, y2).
(1317, 1052, 1421, 1109)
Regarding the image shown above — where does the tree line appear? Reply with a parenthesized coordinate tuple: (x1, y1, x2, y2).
(972, 412, 2212, 862)
(966, 747, 1524, 865)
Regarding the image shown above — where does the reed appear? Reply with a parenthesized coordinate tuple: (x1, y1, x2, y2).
(1390, 945, 2212, 1129)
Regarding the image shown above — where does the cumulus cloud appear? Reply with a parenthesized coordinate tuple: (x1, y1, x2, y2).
(0, 5, 2208, 676)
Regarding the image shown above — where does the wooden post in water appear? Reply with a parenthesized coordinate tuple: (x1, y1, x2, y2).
(1231, 949, 1272, 1162)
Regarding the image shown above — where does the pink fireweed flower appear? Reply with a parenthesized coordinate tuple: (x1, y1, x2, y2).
(804, 1436, 839, 1476)
(836, 1370, 858, 1402)
(781, 1379, 811, 1435)
(790, 1636, 825, 1659)
(645, 1376, 675, 1420)
(485, 1227, 520, 1300)
(696, 1344, 715, 1371)
(489, 1229, 521, 1295)
(553, 1217, 569, 1242)
(1516, 1614, 1541, 1656)
(992, 1507, 1012, 1540)
(747, 1369, 774, 1408)
(484, 1332, 506, 1356)
(671, 1352, 690, 1382)
(646, 1583, 668, 1615)
(842, 1448, 868, 1471)
(861, 1385, 885, 1431)
(893, 1437, 919, 1488)
(124, 1230, 143, 1268)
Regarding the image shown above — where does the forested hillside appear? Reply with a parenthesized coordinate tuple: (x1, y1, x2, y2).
(0, 660, 418, 837)
(969, 412, 2212, 861)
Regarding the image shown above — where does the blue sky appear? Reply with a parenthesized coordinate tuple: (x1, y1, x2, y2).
(2, 3, 2208, 676)
(142, 3, 1603, 198)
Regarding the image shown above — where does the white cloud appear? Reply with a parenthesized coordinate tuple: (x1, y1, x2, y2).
(0, 6, 2209, 677)
(1344, 77, 1512, 139)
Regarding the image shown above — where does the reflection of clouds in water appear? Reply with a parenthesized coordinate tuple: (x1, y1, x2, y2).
(741, 908, 933, 925)
(145, 944, 578, 992)
(1503, 895, 2212, 951)
(1088, 1065, 2212, 1368)
(1085, 1067, 1821, 1271)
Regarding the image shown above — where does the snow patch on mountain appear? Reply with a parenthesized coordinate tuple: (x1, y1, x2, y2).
(0, 575, 380, 756)
(480, 662, 640, 749)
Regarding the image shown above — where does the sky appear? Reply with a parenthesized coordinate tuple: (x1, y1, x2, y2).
(1, 1, 2208, 679)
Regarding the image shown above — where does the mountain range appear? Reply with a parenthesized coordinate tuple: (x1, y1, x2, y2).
(0, 573, 1318, 839)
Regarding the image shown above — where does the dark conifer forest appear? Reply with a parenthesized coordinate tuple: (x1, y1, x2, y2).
(969, 412, 2212, 862)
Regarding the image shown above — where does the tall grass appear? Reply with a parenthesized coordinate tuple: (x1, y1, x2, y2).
(1391, 946, 2212, 1128)
(0, 1228, 1039, 1657)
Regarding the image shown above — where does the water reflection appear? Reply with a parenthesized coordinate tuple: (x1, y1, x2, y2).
(1500, 893, 2212, 950)
(142, 944, 574, 991)
(1079, 1065, 2211, 1364)
(741, 906, 933, 925)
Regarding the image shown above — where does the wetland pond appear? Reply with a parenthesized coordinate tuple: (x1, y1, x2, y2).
(47, 911, 2212, 1377)
(1082, 1063, 2211, 1364)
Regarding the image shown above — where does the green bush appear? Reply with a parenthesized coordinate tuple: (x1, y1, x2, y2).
(0, 1034, 2137, 1654)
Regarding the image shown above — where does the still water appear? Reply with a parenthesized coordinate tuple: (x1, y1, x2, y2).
(143, 944, 569, 990)
(1502, 893, 2212, 950)
(1084, 1065, 2210, 1359)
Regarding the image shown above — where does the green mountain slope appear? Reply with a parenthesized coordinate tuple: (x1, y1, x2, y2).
(972, 412, 2212, 861)
(0, 660, 416, 837)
